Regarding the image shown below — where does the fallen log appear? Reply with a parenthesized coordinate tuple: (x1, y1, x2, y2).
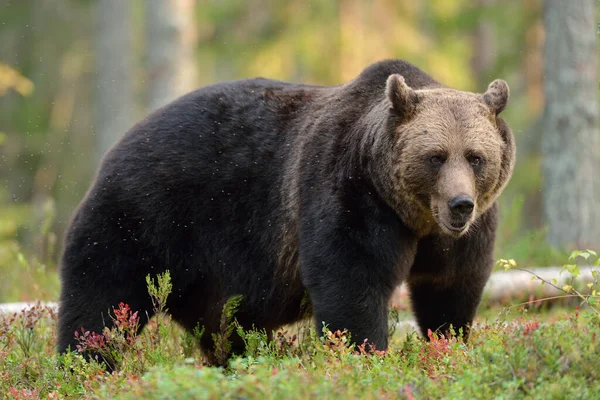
(0, 267, 595, 315)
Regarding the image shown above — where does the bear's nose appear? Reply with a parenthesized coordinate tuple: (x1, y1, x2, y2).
(448, 195, 474, 217)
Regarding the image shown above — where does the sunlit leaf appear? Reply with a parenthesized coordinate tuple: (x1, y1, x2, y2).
(569, 250, 581, 262)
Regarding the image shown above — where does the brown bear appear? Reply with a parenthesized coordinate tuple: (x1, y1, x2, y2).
(57, 59, 514, 366)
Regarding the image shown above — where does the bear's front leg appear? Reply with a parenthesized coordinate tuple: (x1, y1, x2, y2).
(307, 270, 393, 350)
(407, 274, 490, 340)
(408, 205, 497, 340)
(299, 212, 416, 351)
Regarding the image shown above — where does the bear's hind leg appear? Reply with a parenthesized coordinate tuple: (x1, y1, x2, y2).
(57, 275, 154, 368)
(169, 296, 252, 366)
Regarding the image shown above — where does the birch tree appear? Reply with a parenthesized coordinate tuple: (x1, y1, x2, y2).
(541, 0, 600, 249)
(95, 0, 134, 160)
(145, 0, 198, 112)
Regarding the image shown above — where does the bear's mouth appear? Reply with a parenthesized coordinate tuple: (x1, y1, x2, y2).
(431, 204, 471, 238)
(442, 220, 469, 235)
(445, 221, 468, 232)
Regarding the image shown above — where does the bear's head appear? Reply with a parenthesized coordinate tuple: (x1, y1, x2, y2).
(377, 74, 515, 238)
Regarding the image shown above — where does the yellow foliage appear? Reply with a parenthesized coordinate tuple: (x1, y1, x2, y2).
(424, 27, 474, 90)
(431, 0, 462, 19)
(339, 0, 425, 82)
(248, 41, 291, 81)
(0, 63, 34, 96)
(562, 284, 573, 293)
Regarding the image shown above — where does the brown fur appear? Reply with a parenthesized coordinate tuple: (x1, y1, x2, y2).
(375, 76, 513, 239)
(57, 59, 514, 365)
(483, 79, 510, 115)
(275, 67, 513, 319)
(276, 74, 513, 279)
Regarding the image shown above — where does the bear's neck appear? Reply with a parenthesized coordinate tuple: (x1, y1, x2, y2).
(361, 101, 438, 238)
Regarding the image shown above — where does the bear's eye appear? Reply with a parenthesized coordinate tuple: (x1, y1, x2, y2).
(468, 155, 483, 168)
(430, 155, 445, 165)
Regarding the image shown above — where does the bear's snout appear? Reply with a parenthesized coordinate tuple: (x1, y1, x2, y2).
(432, 192, 477, 237)
(448, 195, 474, 221)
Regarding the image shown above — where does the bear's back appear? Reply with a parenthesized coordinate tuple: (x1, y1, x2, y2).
(111, 60, 437, 166)
(100, 78, 324, 190)
(354, 59, 442, 91)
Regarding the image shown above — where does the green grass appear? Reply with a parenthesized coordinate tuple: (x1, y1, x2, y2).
(1, 300, 599, 399)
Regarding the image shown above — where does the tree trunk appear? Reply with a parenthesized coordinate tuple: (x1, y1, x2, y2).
(95, 0, 134, 160)
(145, 0, 198, 112)
(541, 0, 600, 249)
(470, 0, 496, 88)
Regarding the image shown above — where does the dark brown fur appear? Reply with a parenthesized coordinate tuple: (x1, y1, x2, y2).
(57, 60, 514, 368)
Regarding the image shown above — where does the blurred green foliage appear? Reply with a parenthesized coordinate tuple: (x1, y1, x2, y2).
(0, 0, 593, 302)
(1, 300, 600, 398)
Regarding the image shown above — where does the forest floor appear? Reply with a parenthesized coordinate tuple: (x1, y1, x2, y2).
(1, 296, 599, 399)
(1, 253, 599, 398)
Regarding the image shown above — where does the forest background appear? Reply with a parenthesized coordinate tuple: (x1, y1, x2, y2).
(1, 0, 599, 303)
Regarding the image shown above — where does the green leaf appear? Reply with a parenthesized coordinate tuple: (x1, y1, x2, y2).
(569, 250, 581, 261)
(561, 264, 576, 275)
(567, 265, 581, 278)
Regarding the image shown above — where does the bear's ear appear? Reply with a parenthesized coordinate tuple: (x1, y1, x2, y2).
(482, 79, 509, 115)
(386, 74, 418, 118)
